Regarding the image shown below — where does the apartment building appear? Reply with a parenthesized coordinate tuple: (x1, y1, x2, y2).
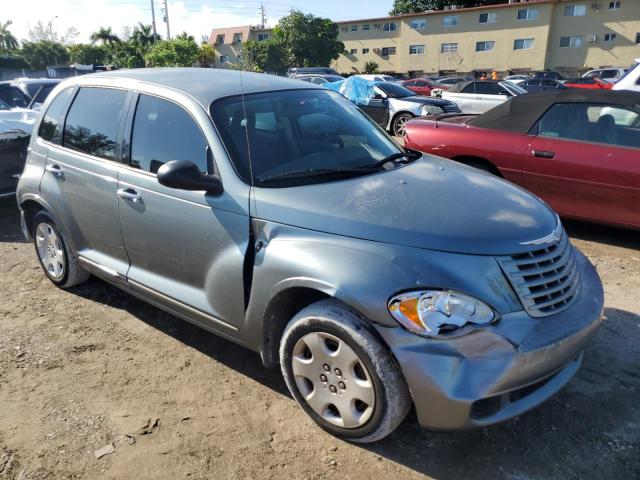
(334, 0, 639, 76)
(208, 25, 271, 68)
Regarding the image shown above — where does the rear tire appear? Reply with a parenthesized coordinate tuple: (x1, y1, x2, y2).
(279, 299, 411, 443)
(32, 211, 89, 289)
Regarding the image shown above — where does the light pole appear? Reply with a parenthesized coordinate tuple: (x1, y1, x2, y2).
(150, 0, 158, 44)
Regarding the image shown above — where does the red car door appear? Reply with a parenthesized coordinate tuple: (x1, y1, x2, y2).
(413, 80, 432, 96)
(523, 103, 640, 228)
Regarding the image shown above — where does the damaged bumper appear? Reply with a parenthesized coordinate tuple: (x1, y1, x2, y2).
(375, 250, 604, 430)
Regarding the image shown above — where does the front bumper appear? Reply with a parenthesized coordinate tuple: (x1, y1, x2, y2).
(375, 249, 604, 430)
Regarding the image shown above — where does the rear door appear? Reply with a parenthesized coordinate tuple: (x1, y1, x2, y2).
(40, 86, 130, 277)
(524, 102, 640, 227)
(116, 92, 249, 334)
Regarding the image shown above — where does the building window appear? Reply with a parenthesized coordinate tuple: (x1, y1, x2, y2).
(340, 25, 348, 32)
(440, 42, 458, 53)
(381, 46, 396, 56)
(383, 22, 397, 32)
(517, 8, 538, 21)
(363, 24, 370, 31)
(362, 48, 369, 53)
(443, 15, 458, 27)
(564, 5, 586, 16)
(476, 41, 495, 52)
(636, 32, 640, 43)
(216, 34, 225, 44)
(350, 48, 357, 54)
(514, 38, 535, 50)
(374, 23, 382, 30)
(560, 35, 583, 47)
(257, 33, 269, 41)
(410, 19, 427, 29)
(351, 25, 358, 31)
(220, 55, 229, 63)
(603, 33, 617, 42)
(409, 44, 425, 54)
(233, 33, 242, 43)
(479, 12, 497, 24)
(609, 1, 621, 9)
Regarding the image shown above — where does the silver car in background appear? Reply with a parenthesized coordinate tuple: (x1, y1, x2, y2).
(16, 69, 604, 443)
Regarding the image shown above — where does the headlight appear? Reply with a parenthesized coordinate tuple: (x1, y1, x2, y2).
(388, 290, 495, 338)
(421, 104, 443, 116)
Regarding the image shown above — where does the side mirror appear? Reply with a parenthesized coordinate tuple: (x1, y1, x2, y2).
(157, 160, 223, 195)
(372, 93, 385, 100)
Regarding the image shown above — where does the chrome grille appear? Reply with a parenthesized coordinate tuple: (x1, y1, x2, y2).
(497, 232, 580, 318)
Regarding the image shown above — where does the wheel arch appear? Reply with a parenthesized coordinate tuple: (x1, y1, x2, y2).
(450, 155, 503, 177)
(19, 198, 46, 240)
(388, 110, 415, 131)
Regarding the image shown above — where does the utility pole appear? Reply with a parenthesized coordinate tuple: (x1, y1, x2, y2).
(162, 0, 171, 40)
(259, 3, 267, 29)
(150, 0, 157, 44)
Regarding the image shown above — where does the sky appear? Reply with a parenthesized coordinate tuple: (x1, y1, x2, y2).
(6, 0, 393, 44)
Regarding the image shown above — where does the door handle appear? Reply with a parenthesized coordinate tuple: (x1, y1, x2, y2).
(532, 150, 555, 159)
(45, 164, 63, 176)
(117, 188, 142, 202)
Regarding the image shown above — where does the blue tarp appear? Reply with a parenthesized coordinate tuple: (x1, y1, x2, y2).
(323, 76, 377, 105)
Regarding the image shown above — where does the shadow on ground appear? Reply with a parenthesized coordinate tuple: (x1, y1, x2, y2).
(3, 199, 639, 478)
(0, 198, 26, 244)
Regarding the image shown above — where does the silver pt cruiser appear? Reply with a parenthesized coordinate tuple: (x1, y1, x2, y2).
(17, 69, 604, 443)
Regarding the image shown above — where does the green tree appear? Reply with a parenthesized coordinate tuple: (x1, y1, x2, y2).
(389, 0, 507, 14)
(363, 61, 379, 74)
(273, 10, 344, 68)
(196, 43, 215, 67)
(0, 20, 19, 52)
(67, 44, 107, 65)
(175, 32, 195, 42)
(110, 41, 145, 68)
(20, 40, 69, 68)
(240, 39, 287, 72)
(131, 23, 160, 50)
(145, 38, 199, 67)
(90, 27, 121, 46)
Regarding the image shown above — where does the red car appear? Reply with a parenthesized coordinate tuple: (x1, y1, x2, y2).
(399, 78, 448, 96)
(404, 89, 640, 229)
(564, 77, 613, 90)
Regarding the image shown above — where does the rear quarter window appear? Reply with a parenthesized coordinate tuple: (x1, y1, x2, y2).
(38, 88, 75, 144)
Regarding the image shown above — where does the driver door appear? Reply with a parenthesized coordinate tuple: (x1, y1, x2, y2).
(358, 87, 389, 127)
(117, 92, 250, 335)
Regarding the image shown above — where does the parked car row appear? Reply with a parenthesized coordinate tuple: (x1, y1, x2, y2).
(13, 69, 605, 444)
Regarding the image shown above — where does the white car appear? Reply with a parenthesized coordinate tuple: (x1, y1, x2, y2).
(582, 67, 626, 84)
(612, 59, 639, 92)
(433, 80, 527, 114)
(355, 74, 398, 83)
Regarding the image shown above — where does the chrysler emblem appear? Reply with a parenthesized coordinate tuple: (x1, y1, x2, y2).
(519, 215, 563, 246)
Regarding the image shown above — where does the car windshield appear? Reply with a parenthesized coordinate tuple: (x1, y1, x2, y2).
(0, 86, 29, 109)
(616, 62, 638, 83)
(324, 75, 344, 83)
(211, 89, 405, 187)
(501, 81, 527, 95)
(377, 82, 414, 98)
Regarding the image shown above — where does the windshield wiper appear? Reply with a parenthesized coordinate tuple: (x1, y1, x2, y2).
(368, 151, 420, 169)
(258, 167, 379, 184)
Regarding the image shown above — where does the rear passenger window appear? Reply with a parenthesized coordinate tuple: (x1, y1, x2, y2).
(63, 87, 127, 160)
(38, 88, 74, 144)
(130, 95, 208, 174)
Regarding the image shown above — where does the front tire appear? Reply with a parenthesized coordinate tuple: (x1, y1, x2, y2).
(279, 300, 411, 443)
(392, 112, 414, 137)
(33, 211, 89, 288)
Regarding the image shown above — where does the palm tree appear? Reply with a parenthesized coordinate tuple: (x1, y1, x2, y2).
(90, 27, 121, 46)
(0, 20, 19, 52)
(131, 23, 160, 50)
(175, 32, 194, 42)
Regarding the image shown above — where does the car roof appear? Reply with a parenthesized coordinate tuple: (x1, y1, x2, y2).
(0, 78, 60, 86)
(446, 80, 501, 92)
(468, 89, 640, 133)
(73, 68, 316, 108)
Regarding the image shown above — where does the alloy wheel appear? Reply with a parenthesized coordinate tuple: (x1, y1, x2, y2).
(35, 222, 66, 280)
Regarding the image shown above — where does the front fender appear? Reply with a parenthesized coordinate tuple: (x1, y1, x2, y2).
(243, 219, 522, 353)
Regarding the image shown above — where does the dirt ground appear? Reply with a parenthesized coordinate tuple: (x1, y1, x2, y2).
(0, 197, 638, 480)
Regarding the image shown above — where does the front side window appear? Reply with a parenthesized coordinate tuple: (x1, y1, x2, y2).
(476, 41, 495, 52)
(537, 102, 640, 149)
(38, 87, 74, 144)
(517, 8, 538, 20)
(0, 86, 29, 108)
(443, 15, 458, 27)
(130, 94, 208, 174)
(62, 87, 127, 161)
(410, 19, 426, 29)
(560, 35, 583, 48)
(479, 12, 497, 24)
(564, 5, 586, 16)
(514, 38, 535, 50)
(474, 82, 501, 95)
(409, 44, 425, 55)
(211, 89, 403, 186)
(441, 42, 458, 53)
(383, 22, 397, 32)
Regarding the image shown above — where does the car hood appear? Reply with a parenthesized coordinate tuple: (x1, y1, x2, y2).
(392, 96, 452, 106)
(253, 155, 559, 255)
